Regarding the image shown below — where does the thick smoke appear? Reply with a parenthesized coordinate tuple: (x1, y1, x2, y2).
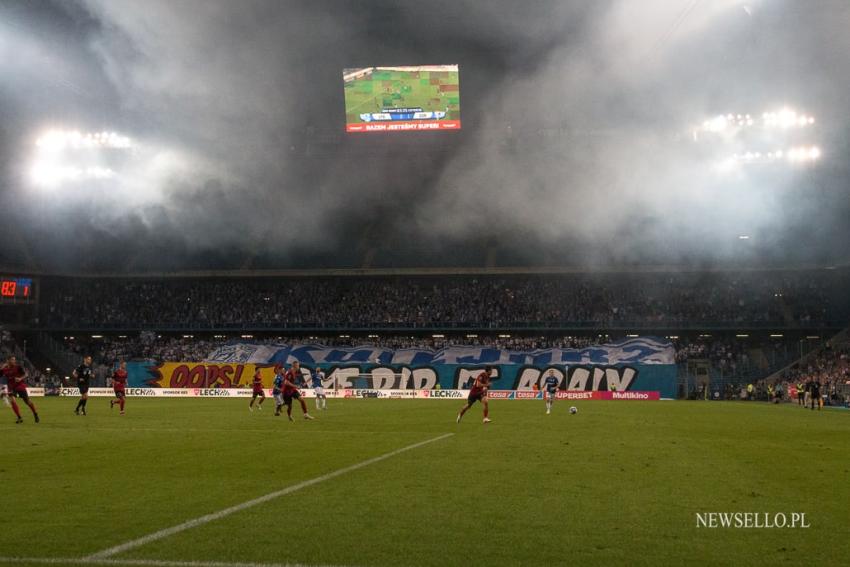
(418, 0, 850, 265)
(2, 0, 849, 270)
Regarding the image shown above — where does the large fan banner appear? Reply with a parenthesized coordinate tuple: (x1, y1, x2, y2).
(124, 338, 677, 398)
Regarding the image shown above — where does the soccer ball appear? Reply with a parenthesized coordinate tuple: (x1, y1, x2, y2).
(569, 406, 578, 414)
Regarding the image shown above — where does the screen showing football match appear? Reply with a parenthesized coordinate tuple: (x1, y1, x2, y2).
(343, 65, 460, 132)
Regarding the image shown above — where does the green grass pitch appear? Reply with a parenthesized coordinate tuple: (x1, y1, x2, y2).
(3, 398, 849, 567)
(343, 68, 460, 124)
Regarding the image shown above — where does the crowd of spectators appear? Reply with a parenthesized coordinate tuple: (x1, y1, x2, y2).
(675, 336, 800, 379)
(65, 332, 218, 365)
(41, 271, 845, 330)
(676, 337, 749, 369)
(0, 331, 58, 388)
(675, 335, 808, 400)
(62, 333, 605, 365)
(774, 343, 850, 405)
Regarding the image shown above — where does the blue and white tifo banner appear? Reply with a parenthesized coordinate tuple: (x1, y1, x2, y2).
(201, 337, 677, 398)
(206, 337, 674, 366)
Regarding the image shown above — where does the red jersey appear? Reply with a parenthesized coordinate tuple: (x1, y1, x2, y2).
(470, 371, 491, 395)
(2, 365, 26, 392)
(252, 372, 263, 392)
(112, 369, 128, 390)
(283, 368, 302, 394)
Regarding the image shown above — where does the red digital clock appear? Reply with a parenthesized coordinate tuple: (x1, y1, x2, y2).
(0, 277, 34, 303)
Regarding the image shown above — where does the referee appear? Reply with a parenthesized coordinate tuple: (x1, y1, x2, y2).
(73, 355, 94, 416)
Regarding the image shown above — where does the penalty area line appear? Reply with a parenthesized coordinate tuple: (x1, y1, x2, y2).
(84, 432, 454, 560)
(0, 557, 353, 567)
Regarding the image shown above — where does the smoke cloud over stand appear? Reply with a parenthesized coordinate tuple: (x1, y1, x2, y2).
(1, 0, 848, 270)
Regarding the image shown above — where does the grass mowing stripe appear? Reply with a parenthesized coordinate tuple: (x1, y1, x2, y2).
(21, 427, 380, 434)
(0, 557, 352, 567)
(84, 433, 454, 560)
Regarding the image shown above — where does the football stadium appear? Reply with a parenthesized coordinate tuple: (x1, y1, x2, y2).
(1, 1, 849, 566)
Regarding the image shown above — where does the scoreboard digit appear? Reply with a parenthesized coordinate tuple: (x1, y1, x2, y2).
(1, 280, 16, 297)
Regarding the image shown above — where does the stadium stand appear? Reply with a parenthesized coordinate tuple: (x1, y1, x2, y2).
(60, 333, 603, 364)
(40, 269, 847, 330)
(0, 330, 52, 387)
(12, 268, 845, 396)
(45, 331, 827, 398)
(773, 342, 850, 405)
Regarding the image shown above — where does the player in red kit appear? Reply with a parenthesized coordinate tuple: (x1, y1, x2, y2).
(248, 367, 266, 411)
(457, 366, 492, 424)
(283, 361, 314, 421)
(110, 360, 128, 414)
(1, 356, 39, 424)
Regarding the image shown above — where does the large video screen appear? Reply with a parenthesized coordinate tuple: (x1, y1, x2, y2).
(343, 65, 460, 132)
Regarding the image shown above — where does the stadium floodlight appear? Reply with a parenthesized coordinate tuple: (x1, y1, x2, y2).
(778, 108, 797, 128)
(762, 108, 815, 129)
(695, 108, 815, 136)
(29, 127, 134, 188)
(35, 129, 133, 150)
(725, 146, 821, 166)
(786, 146, 821, 163)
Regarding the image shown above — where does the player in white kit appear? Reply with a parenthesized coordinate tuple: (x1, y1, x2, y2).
(312, 367, 327, 410)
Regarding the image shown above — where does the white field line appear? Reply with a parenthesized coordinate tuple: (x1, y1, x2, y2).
(85, 433, 454, 560)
